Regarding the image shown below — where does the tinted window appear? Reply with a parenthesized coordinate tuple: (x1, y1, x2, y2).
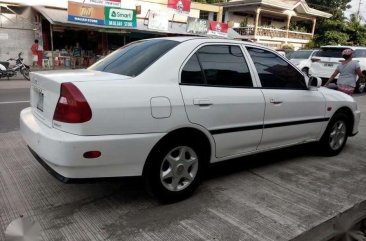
(287, 51, 312, 59)
(89, 39, 179, 77)
(247, 47, 306, 89)
(314, 48, 348, 58)
(181, 54, 205, 84)
(197, 45, 253, 87)
(354, 49, 366, 58)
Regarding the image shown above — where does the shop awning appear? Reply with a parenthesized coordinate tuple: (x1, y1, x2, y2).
(32, 5, 197, 36)
(33, 5, 239, 38)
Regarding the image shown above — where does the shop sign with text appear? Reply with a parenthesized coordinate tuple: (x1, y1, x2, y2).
(105, 7, 137, 27)
(168, 0, 191, 15)
(68, 1, 105, 25)
(148, 11, 169, 31)
(186, 17, 208, 35)
(207, 21, 228, 37)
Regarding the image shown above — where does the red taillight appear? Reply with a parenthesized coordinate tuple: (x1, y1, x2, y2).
(311, 58, 320, 63)
(53, 83, 92, 123)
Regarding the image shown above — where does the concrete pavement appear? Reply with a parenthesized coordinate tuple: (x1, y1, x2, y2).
(0, 83, 366, 240)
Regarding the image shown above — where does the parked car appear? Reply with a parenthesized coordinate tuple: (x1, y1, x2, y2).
(286, 49, 318, 76)
(20, 37, 361, 202)
(309, 46, 366, 93)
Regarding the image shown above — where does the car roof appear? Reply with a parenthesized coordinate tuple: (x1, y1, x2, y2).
(149, 36, 270, 49)
(296, 49, 318, 51)
(320, 45, 366, 50)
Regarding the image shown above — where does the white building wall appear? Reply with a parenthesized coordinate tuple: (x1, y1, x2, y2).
(0, 7, 35, 65)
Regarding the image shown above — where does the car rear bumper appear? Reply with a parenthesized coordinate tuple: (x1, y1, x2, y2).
(20, 107, 164, 179)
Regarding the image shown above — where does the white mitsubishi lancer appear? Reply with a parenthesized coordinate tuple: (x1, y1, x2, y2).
(20, 37, 361, 202)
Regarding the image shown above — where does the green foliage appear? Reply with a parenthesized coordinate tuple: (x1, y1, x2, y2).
(282, 44, 294, 50)
(289, 21, 310, 33)
(323, 31, 349, 45)
(306, 0, 366, 47)
(346, 14, 366, 46)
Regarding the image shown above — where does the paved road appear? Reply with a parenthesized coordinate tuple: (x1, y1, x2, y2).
(1, 81, 366, 241)
(0, 88, 29, 133)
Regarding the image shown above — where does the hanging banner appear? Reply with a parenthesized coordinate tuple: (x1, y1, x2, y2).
(81, 0, 121, 7)
(105, 7, 137, 27)
(208, 21, 228, 37)
(186, 17, 208, 35)
(148, 11, 169, 31)
(68, 1, 105, 25)
(104, 0, 121, 7)
(167, 0, 191, 15)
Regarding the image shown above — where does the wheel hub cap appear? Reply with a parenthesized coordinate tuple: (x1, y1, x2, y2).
(160, 146, 199, 192)
(329, 120, 347, 151)
(175, 164, 184, 176)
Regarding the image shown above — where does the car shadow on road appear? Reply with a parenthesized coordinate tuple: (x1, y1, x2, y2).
(206, 143, 317, 180)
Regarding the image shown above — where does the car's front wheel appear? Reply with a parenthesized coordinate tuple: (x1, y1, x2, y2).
(319, 112, 349, 156)
(143, 138, 206, 203)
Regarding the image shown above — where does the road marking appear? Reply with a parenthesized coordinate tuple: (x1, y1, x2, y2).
(0, 101, 30, 105)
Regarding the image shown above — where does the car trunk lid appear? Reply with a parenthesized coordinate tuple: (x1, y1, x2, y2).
(29, 69, 130, 128)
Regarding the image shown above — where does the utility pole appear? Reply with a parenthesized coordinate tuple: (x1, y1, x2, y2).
(356, 0, 362, 20)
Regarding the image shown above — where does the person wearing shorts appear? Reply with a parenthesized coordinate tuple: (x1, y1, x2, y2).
(31, 40, 39, 67)
(325, 49, 365, 95)
(72, 42, 82, 69)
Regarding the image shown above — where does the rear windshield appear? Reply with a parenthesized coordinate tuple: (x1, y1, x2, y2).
(287, 51, 313, 59)
(88, 39, 179, 77)
(314, 48, 348, 58)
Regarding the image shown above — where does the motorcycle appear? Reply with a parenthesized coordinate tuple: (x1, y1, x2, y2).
(0, 52, 30, 80)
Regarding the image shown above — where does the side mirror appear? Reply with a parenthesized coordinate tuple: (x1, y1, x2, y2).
(308, 76, 322, 88)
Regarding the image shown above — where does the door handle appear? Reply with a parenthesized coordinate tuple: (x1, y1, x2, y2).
(193, 99, 213, 106)
(270, 98, 283, 105)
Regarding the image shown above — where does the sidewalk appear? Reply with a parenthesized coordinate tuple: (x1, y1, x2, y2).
(0, 66, 85, 89)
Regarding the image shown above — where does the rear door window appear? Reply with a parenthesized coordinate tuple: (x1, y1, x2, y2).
(181, 53, 205, 85)
(198, 45, 253, 87)
(89, 39, 179, 77)
(181, 45, 253, 87)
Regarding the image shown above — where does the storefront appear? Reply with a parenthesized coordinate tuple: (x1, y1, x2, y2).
(33, 4, 202, 68)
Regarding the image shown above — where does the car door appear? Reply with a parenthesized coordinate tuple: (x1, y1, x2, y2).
(179, 44, 265, 159)
(245, 46, 327, 150)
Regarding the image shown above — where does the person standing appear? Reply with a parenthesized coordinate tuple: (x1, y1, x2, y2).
(31, 40, 39, 68)
(324, 49, 365, 95)
(72, 42, 82, 69)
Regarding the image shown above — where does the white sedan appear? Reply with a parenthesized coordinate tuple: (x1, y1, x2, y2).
(20, 37, 361, 202)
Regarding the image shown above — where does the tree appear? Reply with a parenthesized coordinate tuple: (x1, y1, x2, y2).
(306, 0, 352, 47)
(346, 14, 366, 46)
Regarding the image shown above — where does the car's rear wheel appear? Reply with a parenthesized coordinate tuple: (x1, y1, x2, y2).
(143, 138, 206, 203)
(319, 112, 349, 156)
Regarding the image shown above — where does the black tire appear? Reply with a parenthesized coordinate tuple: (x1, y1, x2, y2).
(21, 68, 30, 80)
(143, 137, 207, 203)
(319, 112, 349, 156)
(355, 79, 365, 93)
